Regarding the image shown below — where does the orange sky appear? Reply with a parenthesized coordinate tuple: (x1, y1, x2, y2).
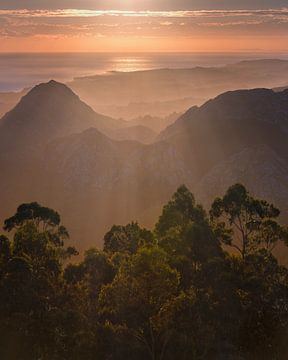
(1, 35, 288, 53)
(0, 8, 288, 52)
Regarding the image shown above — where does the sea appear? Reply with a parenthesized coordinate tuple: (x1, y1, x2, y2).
(1, 52, 288, 92)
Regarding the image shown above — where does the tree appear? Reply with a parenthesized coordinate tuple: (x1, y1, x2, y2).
(0, 186, 288, 359)
(155, 185, 204, 237)
(104, 222, 154, 254)
(4, 202, 61, 232)
(99, 246, 179, 360)
(235, 250, 288, 359)
(65, 248, 115, 303)
(210, 184, 288, 259)
(0, 235, 11, 264)
(0, 203, 78, 360)
(156, 185, 223, 289)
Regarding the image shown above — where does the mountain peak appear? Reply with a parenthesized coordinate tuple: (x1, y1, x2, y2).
(209, 88, 275, 104)
(48, 79, 61, 85)
(160, 87, 288, 142)
(198, 88, 288, 125)
(26, 80, 78, 100)
(0, 79, 117, 153)
(280, 88, 288, 97)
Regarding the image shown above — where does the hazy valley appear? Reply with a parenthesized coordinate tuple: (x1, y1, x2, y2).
(1, 63, 288, 251)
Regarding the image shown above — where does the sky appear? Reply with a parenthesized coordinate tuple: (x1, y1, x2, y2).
(0, 1, 288, 52)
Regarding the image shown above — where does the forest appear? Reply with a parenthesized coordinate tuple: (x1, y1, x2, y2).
(1, 183, 288, 360)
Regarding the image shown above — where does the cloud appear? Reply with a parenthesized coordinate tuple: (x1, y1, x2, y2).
(0, 7, 287, 40)
(0, 8, 288, 18)
(160, 21, 174, 26)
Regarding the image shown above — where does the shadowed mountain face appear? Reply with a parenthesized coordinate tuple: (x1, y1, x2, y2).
(195, 144, 288, 209)
(160, 88, 288, 177)
(37, 129, 193, 247)
(1, 81, 288, 249)
(159, 88, 288, 229)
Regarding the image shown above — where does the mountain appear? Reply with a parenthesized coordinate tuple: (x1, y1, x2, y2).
(96, 98, 202, 120)
(0, 80, 127, 207)
(68, 59, 288, 118)
(0, 88, 28, 119)
(2, 80, 288, 250)
(127, 113, 181, 133)
(274, 85, 288, 92)
(195, 144, 288, 206)
(28, 128, 192, 248)
(159, 88, 288, 220)
(0, 81, 192, 248)
(0, 81, 122, 225)
(194, 143, 288, 263)
(161, 88, 288, 139)
(0, 80, 125, 156)
(2, 59, 288, 121)
(108, 125, 157, 144)
(0, 80, 160, 146)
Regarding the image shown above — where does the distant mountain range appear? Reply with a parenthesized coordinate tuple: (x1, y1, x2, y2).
(1, 59, 288, 121)
(1, 78, 288, 252)
(68, 59, 288, 118)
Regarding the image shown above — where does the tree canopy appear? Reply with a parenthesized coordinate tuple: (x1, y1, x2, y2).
(1, 186, 288, 359)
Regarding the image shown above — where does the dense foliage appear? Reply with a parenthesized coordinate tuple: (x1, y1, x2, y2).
(1, 184, 288, 360)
